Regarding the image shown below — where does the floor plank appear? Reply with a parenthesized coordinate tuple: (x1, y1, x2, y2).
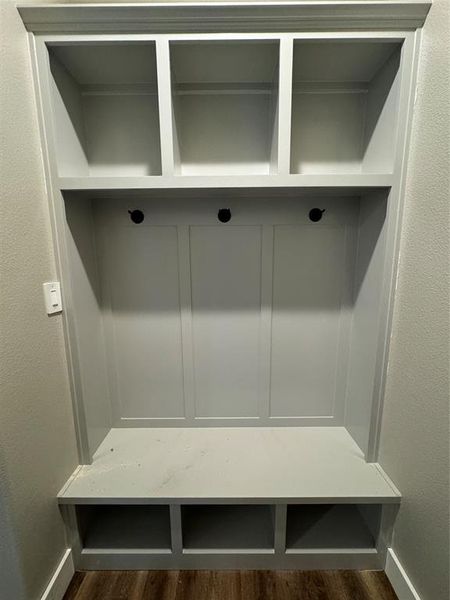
(63, 570, 398, 600)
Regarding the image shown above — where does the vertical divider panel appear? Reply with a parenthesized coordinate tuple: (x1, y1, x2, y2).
(156, 37, 176, 175)
(366, 31, 419, 461)
(177, 225, 195, 421)
(170, 504, 183, 555)
(277, 36, 294, 175)
(274, 504, 287, 554)
(258, 225, 274, 421)
(33, 38, 92, 463)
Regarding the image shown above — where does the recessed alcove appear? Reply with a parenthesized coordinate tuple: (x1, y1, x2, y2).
(62, 188, 389, 458)
(286, 504, 381, 552)
(170, 40, 280, 175)
(182, 505, 275, 552)
(76, 505, 172, 551)
(290, 40, 403, 174)
(47, 43, 162, 177)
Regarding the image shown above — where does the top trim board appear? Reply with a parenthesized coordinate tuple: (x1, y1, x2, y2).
(18, 2, 431, 34)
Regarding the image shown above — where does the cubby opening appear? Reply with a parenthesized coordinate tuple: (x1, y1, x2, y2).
(181, 505, 275, 552)
(170, 41, 280, 175)
(76, 505, 171, 551)
(286, 504, 381, 551)
(290, 40, 402, 174)
(48, 43, 162, 177)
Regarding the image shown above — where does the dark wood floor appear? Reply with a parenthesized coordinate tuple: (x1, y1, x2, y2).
(63, 570, 398, 600)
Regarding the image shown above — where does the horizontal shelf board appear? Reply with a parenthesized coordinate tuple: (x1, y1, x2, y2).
(58, 174, 394, 193)
(18, 2, 431, 34)
(58, 427, 400, 504)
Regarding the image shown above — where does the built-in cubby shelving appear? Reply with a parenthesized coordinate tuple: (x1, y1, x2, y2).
(76, 505, 171, 551)
(182, 505, 274, 553)
(43, 33, 406, 187)
(290, 40, 402, 175)
(21, 0, 430, 572)
(286, 504, 380, 552)
(170, 40, 280, 176)
(47, 43, 162, 177)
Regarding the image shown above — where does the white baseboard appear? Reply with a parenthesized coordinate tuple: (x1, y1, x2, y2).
(40, 549, 74, 600)
(385, 549, 422, 600)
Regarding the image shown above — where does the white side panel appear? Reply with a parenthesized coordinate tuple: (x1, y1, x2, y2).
(270, 225, 350, 417)
(290, 92, 366, 174)
(190, 226, 262, 418)
(83, 94, 161, 177)
(345, 193, 388, 453)
(49, 55, 88, 176)
(101, 225, 184, 419)
(176, 94, 272, 176)
(65, 199, 111, 454)
(362, 48, 402, 173)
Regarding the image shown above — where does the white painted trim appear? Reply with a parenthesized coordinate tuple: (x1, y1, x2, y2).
(40, 549, 74, 600)
(385, 549, 422, 600)
(17, 2, 431, 35)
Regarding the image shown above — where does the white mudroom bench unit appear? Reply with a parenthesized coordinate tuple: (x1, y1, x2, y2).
(18, 0, 430, 571)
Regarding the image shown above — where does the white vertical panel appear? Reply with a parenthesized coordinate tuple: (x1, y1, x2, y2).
(105, 226, 184, 418)
(65, 199, 111, 454)
(277, 37, 293, 174)
(345, 196, 387, 454)
(156, 38, 176, 175)
(270, 225, 347, 417)
(362, 48, 401, 173)
(49, 54, 89, 176)
(290, 93, 366, 174)
(83, 94, 161, 176)
(176, 94, 272, 176)
(190, 226, 262, 417)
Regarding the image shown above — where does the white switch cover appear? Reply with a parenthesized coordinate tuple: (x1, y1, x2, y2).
(43, 281, 62, 315)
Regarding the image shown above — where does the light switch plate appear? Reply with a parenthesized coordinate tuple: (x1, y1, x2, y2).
(43, 281, 62, 315)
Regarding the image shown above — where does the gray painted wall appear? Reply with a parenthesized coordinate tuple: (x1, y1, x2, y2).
(0, 1, 78, 599)
(378, 0, 450, 599)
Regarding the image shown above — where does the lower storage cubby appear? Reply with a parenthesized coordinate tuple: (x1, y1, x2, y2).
(286, 504, 381, 552)
(76, 505, 172, 551)
(181, 505, 275, 553)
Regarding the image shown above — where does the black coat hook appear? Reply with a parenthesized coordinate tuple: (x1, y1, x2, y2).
(218, 208, 232, 223)
(128, 209, 144, 224)
(309, 208, 326, 222)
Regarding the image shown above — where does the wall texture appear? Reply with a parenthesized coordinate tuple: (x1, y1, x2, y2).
(0, 1, 78, 599)
(378, 0, 450, 599)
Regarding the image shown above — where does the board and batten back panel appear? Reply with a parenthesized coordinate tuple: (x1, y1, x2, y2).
(97, 224, 185, 420)
(190, 226, 262, 417)
(67, 196, 365, 427)
(270, 225, 353, 418)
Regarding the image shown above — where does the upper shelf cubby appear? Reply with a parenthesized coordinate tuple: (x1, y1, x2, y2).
(290, 40, 402, 175)
(169, 40, 280, 176)
(47, 43, 162, 177)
